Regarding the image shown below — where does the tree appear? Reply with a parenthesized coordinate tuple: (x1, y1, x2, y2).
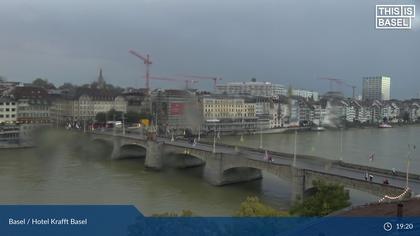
(59, 82, 76, 90)
(235, 196, 288, 217)
(0, 75, 6, 82)
(95, 112, 107, 122)
(402, 111, 410, 123)
(290, 180, 350, 216)
(152, 210, 193, 217)
(125, 111, 151, 124)
(32, 78, 56, 89)
(107, 109, 123, 121)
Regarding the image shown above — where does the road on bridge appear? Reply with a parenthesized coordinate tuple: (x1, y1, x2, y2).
(94, 129, 420, 197)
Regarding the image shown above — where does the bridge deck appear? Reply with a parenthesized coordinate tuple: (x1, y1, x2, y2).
(92, 131, 420, 196)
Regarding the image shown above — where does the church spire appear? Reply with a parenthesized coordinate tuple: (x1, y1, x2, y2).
(97, 67, 106, 89)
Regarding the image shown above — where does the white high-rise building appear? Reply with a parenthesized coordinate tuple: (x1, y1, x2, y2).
(216, 80, 319, 101)
(216, 81, 286, 97)
(362, 76, 391, 101)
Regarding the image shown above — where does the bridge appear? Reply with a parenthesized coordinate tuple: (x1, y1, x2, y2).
(90, 131, 419, 202)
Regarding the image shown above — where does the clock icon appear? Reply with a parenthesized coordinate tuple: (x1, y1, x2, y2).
(383, 222, 393, 232)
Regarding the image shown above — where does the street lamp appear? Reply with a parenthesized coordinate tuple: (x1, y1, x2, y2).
(259, 120, 263, 149)
(406, 144, 416, 189)
(293, 129, 297, 167)
(339, 127, 343, 161)
(122, 112, 126, 135)
(207, 119, 219, 153)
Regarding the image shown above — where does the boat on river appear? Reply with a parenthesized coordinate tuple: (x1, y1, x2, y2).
(378, 123, 392, 128)
(311, 126, 326, 131)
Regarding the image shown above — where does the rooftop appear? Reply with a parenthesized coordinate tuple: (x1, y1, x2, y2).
(335, 197, 420, 216)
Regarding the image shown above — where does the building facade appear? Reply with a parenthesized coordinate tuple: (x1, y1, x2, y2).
(216, 81, 286, 97)
(50, 88, 127, 126)
(362, 76, 391, 101)
(10, 86, 50, 124)
(0, 97, 17, 124)
(216, 80, 319, 101)
(152, 89, 200, 134)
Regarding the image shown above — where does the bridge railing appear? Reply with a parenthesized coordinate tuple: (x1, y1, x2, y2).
(90, 131, 420, 182)
(304, 169, 407, 192)
(337, 161, 420, 182)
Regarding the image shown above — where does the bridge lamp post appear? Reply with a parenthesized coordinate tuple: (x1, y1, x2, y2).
(122, 112, 126, 135)
(339, 128, 343, 161)
(259, 120, 263, 149)
(207, 119, 219, 154)
(112, 114, 116, 136)
(293, 129, 297, 167)
(406, 144, 416, 189)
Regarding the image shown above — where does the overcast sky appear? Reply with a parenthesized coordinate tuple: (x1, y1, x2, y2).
(0, 0, 419, 98)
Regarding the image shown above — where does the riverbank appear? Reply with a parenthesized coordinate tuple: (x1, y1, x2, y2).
(0, 142, 35, 149)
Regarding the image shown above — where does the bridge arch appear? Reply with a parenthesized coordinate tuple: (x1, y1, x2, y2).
(118, 143, 147, 159)
(163, 148, 207, 168)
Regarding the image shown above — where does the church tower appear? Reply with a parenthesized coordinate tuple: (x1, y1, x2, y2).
(97, 68, 106, 89)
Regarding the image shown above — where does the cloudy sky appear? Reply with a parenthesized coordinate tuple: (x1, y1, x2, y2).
(0, 0, 419, 98)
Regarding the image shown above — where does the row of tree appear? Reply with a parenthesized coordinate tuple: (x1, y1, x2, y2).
(152, 180, 351, 217)
(30, 78, 124, 94)
(95, 109, 151, 124)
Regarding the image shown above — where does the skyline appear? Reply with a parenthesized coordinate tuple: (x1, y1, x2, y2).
(0, 0, 419, 98)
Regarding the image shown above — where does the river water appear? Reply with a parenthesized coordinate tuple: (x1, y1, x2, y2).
(1, 126, 418, 216)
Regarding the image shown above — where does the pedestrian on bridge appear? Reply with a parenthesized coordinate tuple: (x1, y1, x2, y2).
(365, 172, 368, 181)
(392, 168, 397, 175)
(369, 174, 374, 182)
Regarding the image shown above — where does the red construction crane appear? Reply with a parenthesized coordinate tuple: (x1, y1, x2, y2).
(318, 77, 343, 91)
(149, 76, 198, 90)
(129, 49, 152, 90)
(343, 83, 357, 98)
(319, 77, 357, 98)
(180, 75, 222, 91)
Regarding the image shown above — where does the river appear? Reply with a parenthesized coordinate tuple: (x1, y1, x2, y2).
(1, 126, 418, 216)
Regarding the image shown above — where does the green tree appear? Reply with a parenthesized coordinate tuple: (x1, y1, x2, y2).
(107, 109, 123, 121)
(125, 111, 151, 124)
(95, 112, 107, 122)
(152, 210, 194, 217)
(59, 82, 76, 90)
(32, 78, 56, 89)
(290, 180, 350, 216)
(235, 196, 288, 217)
(402, 111, 410, 123)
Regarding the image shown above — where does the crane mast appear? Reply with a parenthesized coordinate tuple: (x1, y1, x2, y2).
(129, 49, 152, 91)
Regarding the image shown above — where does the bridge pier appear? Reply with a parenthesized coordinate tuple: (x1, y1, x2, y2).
(203, 154, 223, 185)
(203, 154, 262, 186)
(144, 141, 163, 170)
(291, 167, 305, 203)
(111, 138, 122, 159)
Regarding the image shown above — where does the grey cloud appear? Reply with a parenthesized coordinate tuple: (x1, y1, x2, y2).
(0, 0, 418, 98)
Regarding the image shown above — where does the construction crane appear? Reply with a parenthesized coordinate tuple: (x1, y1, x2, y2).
(346, 84, 357, 99)
(149, 76, 198, 90)
(319, 77, 357, 98)
(318, 77, 343, 91)
(180, 75, 222, 91)
(129, 49, 152, 90)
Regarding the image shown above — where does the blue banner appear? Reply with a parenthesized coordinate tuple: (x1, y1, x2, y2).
(1, 205, 420, 236)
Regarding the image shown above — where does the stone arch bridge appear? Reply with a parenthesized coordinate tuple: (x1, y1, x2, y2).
(90, 132, 412, 202)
